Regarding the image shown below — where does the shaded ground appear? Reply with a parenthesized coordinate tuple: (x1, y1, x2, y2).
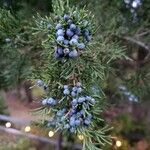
(4, 90, 41, 123)
(1, 89, 150, 150)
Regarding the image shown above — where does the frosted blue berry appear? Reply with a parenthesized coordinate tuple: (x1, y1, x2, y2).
(124, 0, 130, 4)
(80, 110, 84, 115)
(69, 38, 78, 46)
(63, 89, 70, 95)
(61, 116, 65, 121)
(86, 96, 92, 101)
(134, 96, 138, 102)
(71, 91, 76, 97)
(77, 112, 82, 117)
(70, 127, 75, 133)
(42, 99, 47, 105)
(57, 110, 63, 117)
(124, 91, 131, 96)
(92, 86, 100, 94)
(69, 109, 76, 116)
(71, 99, 78, 106)
(77, 43, 85, 49)
(72, 35, 79, 39)
(47, 24, 51, 29)
(86, 35, 92, 42)
(64, 39, 69, 45)
(61, 108, 66, 113)
(70, 117, 75, 126)
(87, 114, 92, 119)
(56, 23, 62, 30)
(56, 29, 64, 36)
(54, 52, 60, 58)
(118, 85, 127, 91)
(128, 95, 137, 102)
(57, 36, 64, 43)
(78, 97, 85, 103)
(47, 98, 56, 106)
(70, 120, 75, 126)
(57, 47, 64, 55)
(70, 24, 76, 31)
(83, 29, 90, 36)
(63, 48, 70, 55)
(70, 115, 75, 121)
(66, 29, 74, 38)
(72, 87, 78, 92)
(69, 50, 78, 58)
(67, 19, 73, 25)
(64, 14, 70, 21)
(75, 120, 81, 126)
(75, 27, 81, 35)
(84, 97, 88, 101)
(77, 87, 82, 93)
(82, 96, 86, 101)
(84, 119, 91, 125)
(52, 99, 57, 105)
(36, 79, 45, 87)
(132, 1, 138, 8)
(64, 85, 69, 89)
(76, 82, 82, 87)
(5, 38, 11, 43)
(64, 124, 70, 129)
(90, 98, 96, 104)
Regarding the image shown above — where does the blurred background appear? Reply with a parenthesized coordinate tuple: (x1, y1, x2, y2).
(0, 0, 150, 149)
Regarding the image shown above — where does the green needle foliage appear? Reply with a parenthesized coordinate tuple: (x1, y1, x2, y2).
(0, 95, 8, 115)
(0, 0, 149, 149)
(0, 8, 33, 89)
(31, 0, 125, 149)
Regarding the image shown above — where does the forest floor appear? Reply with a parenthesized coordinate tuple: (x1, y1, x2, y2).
(0, 89, 149, 150)
(4, 90, 41, 123)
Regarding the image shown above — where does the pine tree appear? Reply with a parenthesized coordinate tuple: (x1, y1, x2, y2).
(31, 0, 125, 149)
(0, 8, 35, 90)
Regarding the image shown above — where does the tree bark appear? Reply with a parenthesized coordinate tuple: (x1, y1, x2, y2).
(23, 80, 33, 103)
(56, 132, 63, 150)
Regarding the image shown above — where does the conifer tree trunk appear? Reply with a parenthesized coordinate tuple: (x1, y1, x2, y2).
(56, 133, 63, 150)
(24, 81, 33, 103)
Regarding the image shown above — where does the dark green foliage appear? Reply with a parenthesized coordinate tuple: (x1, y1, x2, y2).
(0, 95, 7, 115)
(0, 0, 53, 12)
(112, 114, 149, 142)
(0, 8, 33, 89)
(78, 0, 150, 103)
(0, 138, 36, 150)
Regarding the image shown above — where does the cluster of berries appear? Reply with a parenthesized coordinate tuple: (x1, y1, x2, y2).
(35, 80, 58, 106)
(44, 82, 96, 133)
(53, 14, 92, 59)
(119, 85, 138, 102)
(124, 0, 142, 21)
(42, 97, 57, 106)
(124, 0, 142, 9)
(63, 82, 82, 96)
